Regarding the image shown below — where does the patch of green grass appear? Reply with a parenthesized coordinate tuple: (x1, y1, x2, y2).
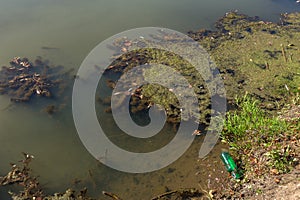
(221, 94, 299, 176)
(265, 147, 294, 173)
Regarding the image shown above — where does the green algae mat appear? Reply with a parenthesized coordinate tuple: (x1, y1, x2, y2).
(102, 12, 300, 125)
(190, 12, 300, 109)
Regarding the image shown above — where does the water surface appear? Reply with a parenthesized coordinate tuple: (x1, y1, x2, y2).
(0, 0, 299, 199)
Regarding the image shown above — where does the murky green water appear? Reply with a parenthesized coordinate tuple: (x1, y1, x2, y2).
(0, 0, 299, 199)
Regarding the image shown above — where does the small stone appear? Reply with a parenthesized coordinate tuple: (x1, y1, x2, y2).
(270, 168, 279, 175)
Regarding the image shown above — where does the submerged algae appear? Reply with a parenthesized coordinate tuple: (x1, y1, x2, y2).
(103, 39, 219, 125)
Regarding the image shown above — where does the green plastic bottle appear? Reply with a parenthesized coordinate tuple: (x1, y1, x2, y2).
(220, 152, 242, 179)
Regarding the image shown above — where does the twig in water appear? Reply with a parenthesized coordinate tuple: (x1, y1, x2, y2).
(281, 44, 287, 63)
(264, 61, 269, 70)
(102, 191, 123, 200)
(151, 188, 202, 200)
(151, 190, 178, 200)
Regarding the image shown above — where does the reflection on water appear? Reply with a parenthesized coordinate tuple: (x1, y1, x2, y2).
(0, 0, 299, 199)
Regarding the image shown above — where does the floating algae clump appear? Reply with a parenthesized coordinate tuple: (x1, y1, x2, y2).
(102, 39, 217, 124)
(0, 57, 73, 103)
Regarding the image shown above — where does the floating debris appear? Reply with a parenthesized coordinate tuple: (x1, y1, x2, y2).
(102, 191, 123, 200)
(151, 188, 203, 200)
(0, 56, 73, 103)
(0, 154, 96, 200)
(0, 152, 43, 199)
(220, 151, 243, 179)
